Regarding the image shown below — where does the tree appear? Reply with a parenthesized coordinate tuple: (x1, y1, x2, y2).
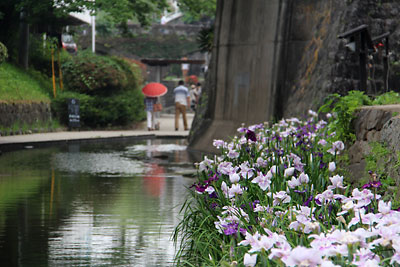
(0, 0, 169, 68)
(176, 0, 216, 53)
(177, 0, 216, 21)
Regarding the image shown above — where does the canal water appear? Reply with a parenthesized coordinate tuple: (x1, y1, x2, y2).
(0, 138, 197, 267)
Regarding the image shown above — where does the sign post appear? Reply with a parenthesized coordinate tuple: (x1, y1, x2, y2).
(67, 98, 80, 129)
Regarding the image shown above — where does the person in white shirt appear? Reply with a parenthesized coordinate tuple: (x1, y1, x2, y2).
(181, 57, 189, 81)
(173, 80, 190, 131)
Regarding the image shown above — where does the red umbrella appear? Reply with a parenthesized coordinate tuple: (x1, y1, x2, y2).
(142, 82, 168, 97)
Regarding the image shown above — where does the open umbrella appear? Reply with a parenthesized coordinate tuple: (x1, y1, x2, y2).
(142, 82, 168, 97)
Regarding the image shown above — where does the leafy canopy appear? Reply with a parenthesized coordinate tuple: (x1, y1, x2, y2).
(177, 0, 216, 21)
(8, 0, 169, 26)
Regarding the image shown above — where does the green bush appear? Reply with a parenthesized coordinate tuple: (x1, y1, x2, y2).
(372, 91, 400, 105)
(51, 89, 145, 128)
(110, 56, 143, 90)
(62, 50, 129, 95)
(0, 41, 8, 64)
(53, 52, 146, 128)
(90, 90, 146, 127)
(51, 91, 92, 126)
(319, 90, 372, 142)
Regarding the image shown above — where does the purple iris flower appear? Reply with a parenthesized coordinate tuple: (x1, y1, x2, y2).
(272, 135, 282, 142)
(254, 123, 264, 129)
(371, 180, 382, 188)
(362, 183, 371, 189)
(362, 180, 382, 189)
(210, 203, 218, 209)
(276, 149, 284, 156)
(223, 223, 238, 236)
(239, 228, 247, 236)
(294, 189, 307, 194)
(303, 195, 313, 206)
(319, 162, 326, 169)
(191, 183, 207, 193)
(241, 200, 259, 211)
(295, 140, 304, 147)
(328, 204, 333, 215)
(209, 191, 218, 199)
(205, 174, 217, 184)
(246, 129, 257, 142)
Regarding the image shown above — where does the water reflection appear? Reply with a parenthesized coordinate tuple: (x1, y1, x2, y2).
(0, 138, 195, 267)
(144, 164, 165, 197)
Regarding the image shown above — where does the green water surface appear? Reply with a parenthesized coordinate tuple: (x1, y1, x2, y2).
(0, 139, 196, 267)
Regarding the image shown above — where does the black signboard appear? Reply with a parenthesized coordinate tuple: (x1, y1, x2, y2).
(67, 98, 80, 128)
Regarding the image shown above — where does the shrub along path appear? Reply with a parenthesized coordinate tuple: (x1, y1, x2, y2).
(0, 113, 193, 151)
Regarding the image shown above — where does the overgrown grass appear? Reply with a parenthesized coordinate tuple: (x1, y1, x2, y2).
(0, 62, 52, 103)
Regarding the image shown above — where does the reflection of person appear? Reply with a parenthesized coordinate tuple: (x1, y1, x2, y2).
(144, 96, 157, 131)
(173, 80, 190, 131)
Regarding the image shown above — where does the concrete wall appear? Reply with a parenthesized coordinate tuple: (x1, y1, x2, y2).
(189, 0, 291, 153)
(190, 0, 324, 153)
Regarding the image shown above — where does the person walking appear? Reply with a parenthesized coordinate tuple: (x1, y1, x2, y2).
(173, 80, 190, 131)
(189, 84, 197, 111)
(193, 83, 202, 109)
(153, 97, 162, 130)
(144, 96, 157, 131)
(181, 57, 189, 82)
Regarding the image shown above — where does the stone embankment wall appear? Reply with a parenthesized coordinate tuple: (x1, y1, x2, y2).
(188, 0, 400, 153)
(0, 102, 52, 134)
(285, 0, 400, 118)
(348, 105, 400, 183)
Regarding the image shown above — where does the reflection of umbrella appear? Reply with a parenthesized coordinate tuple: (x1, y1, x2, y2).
(143, 164, 165, 197)
(142, 83, 168, 97)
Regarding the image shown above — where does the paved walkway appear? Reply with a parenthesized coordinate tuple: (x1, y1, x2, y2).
(0, 113, 194, 148)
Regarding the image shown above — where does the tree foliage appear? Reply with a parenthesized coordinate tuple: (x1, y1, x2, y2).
(177, 0, 216, 21)
(95, 0, 168, 25)
(0, 0, 169, 66)
(9, 0, 169, 25)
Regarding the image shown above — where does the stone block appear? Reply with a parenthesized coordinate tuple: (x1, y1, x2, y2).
(347, 161, 367, 184)
(348, 140, 370, 163)
(380, 116, 400, 151)
(353, 107, 394, 141)
(366, 130, 381, 142)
